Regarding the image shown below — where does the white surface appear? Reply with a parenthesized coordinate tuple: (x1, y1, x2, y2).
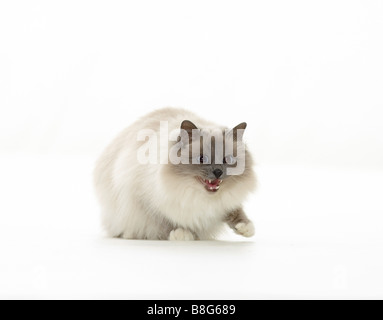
(1, 1, 383, 299)
(0, 155, 382, 299)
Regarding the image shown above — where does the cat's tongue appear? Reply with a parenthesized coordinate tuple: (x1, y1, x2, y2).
(205, 179, 220, 187)
(197, 177, 222, 192)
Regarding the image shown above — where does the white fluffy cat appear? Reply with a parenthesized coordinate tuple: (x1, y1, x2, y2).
(94, 107, 256, 240)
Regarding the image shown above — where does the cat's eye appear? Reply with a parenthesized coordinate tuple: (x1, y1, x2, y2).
(224, 155, 236, 165)
(198, 155, 209, 164)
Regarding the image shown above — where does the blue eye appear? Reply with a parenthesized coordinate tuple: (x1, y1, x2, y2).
(198, 155, 209, 164)
(224, 155, 236, 165)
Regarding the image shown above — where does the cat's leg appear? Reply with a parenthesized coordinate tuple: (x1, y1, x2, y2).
(168, 228, 195, 241)
(225, 208, 255, 237)
(121, 209, 174, 240)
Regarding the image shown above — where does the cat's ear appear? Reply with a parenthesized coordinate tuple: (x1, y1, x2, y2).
(229, 122, 247, 141)
(180, 120, 199, 144)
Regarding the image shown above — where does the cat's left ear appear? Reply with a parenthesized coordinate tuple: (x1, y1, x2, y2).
(229, 122, 247, 141)
(180, 120, 199, 144)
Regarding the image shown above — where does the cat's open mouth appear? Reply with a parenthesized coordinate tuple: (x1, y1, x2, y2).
(197, 177, 223, 192)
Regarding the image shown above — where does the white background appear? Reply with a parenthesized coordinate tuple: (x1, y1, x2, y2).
(1, 0, 383, 299)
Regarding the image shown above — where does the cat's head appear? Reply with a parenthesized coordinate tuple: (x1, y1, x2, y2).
(169, 120, 254, 194)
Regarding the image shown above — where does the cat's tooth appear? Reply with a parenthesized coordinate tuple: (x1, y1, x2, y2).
(209, 180, 212, 183)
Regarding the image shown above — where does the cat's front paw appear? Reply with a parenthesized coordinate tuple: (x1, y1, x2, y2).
(169, 228, 195, 241)
(234, 221, 255, 237)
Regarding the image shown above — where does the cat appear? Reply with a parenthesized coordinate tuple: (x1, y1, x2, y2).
(93, 107, 256, 240)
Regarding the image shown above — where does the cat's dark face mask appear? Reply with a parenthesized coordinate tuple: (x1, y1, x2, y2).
(170, 121, 250, 193)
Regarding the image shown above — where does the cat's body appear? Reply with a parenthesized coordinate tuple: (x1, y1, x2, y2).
(94, 107, 256, 240)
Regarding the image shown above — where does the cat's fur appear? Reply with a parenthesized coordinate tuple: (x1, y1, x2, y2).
(94, 107, 256, 240)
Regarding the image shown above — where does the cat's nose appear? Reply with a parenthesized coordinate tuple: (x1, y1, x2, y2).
(213, 169, 223, 179)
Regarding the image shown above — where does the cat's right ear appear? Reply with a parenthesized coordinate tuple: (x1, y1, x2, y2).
(226, 122, 247, 142)
(180, 120, 198, 144)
